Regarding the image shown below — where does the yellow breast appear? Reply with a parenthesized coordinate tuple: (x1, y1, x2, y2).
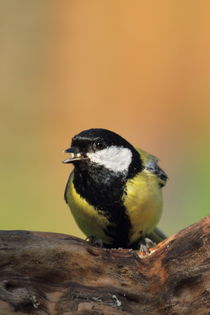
(123, 169, 163, 245)
(65, 173, 112, 244)
(66, 169, 163, 247)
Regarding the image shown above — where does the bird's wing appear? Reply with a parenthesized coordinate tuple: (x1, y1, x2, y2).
(136, 148, 168, 187)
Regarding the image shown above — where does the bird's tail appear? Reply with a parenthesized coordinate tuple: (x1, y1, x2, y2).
(147, 227, 167, 244)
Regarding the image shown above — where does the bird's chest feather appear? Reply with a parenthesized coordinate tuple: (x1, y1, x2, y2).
(68, 167, 132, 247)
(66, 166, 162, 247)
(123, 171, 163, 243)
(66, 173, 112, 243)
(73, 166, 126, 212)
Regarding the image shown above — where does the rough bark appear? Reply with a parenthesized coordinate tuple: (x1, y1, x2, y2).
(0, 216, 209, 315)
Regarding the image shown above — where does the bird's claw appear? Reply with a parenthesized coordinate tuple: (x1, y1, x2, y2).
(86, 235, 104, 248)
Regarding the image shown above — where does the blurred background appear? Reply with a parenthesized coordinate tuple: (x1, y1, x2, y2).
(0, 1, 210, 239)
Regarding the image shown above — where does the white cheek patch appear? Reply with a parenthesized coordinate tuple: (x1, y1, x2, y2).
(87, 146, 132, 173)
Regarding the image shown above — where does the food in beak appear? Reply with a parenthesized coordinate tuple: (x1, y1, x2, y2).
(63, 151, 88, 164)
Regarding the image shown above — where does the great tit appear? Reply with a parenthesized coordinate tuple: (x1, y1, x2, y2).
(63, 128, 167, 249)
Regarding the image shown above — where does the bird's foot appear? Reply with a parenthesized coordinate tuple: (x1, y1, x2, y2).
(138, 237, 157, 257)
(86, 235, 104, 248)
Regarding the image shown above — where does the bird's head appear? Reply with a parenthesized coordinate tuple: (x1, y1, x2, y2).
(63, 128, 142, 175)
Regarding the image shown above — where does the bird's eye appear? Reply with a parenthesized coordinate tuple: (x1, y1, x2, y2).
(93, 140, 105, 151)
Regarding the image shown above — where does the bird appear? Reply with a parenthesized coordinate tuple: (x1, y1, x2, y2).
(63, 128, 167, 249)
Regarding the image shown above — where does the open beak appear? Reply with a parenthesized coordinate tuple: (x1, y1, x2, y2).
(62, 147, 88, 164)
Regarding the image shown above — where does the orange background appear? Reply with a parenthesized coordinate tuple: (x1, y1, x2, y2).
(1, 1, 210, 238)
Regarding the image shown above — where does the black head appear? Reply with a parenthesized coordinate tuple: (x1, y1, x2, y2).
(63, 128, 142, 176)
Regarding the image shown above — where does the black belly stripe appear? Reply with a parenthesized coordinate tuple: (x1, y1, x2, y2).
(72, 166, 132, 248)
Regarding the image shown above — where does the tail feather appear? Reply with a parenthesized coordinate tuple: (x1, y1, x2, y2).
(147, 227, 167, 244)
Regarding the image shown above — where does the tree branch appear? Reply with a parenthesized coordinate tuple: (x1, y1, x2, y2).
(0, 215, 209, 314)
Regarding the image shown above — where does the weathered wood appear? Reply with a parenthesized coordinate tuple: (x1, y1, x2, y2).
(0, 216, 209, 315)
